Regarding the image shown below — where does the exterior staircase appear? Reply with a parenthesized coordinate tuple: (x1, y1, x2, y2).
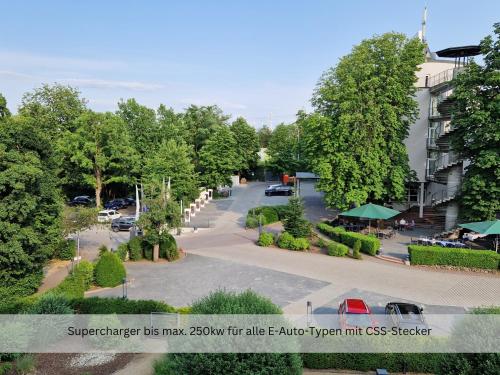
(393, 206, 445, 230)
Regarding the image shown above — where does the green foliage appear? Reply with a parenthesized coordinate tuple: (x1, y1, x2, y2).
(128, 236, 143, 260)
(258, 206, 280, 224)
(26, 293, 73, 314)
(257, 125, 272, 148)
(258, 232, 274, 247)
(159, 234, 179, 261)
(408, 245, 499, 270)
(56, 239, 76, 260)
(327, 241, 349, 256)
(302, 353, 445, 373)
(353, 240, 362, 259)
(246, 206, 283, 228)
(94, 252, 126, 287)
(143, 140, 199, 203)
(0, 93, 11, 119)
(116, 242, 129, 261)
(230, 117, 260, 173)
(282, 197, 311, 238)
(62, 206, 97, 237)
(155, 290, 302, 375)
(266, 123, 306, 173)
(317, 223, 379, 255)
(277, 232, 295, 249)
(51, 260, 94, 299)
(0, 273, 43, 305)
(449, 24, 500, 221)
(99, 244, 109, 255)
(143, 240, 153, 260)
(0, 363, 12, 375)
(71, 297, 175, 314)
(305, 34, 425, 209)
(439, 354, 500, 375)
(290, 237, 310, 251)
(14, 354, 36, 375)
(245, 215, 260, 228)
(198, 125, 239, 188)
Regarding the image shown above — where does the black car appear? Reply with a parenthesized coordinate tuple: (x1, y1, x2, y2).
(104, 198, 128, 210)
(265, 185, 293, 196)
(124, 197, 136, 206)
(385, 302, 426, 327)
(111, 216, 136, 232)
(68, 196, 93, 207)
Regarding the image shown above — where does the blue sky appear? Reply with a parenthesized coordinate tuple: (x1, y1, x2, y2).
(1, 0, 498, 126)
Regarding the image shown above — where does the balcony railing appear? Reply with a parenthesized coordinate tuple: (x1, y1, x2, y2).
(430, 90, 454, 118)
(428, 69, 454, 87)
(430, 185, 460, 207)
(427, 151, 461, 178)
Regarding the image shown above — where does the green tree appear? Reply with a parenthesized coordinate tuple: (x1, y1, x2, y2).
(143, 140, 199, 203)
(449, 23, 500, 221)
(57, 111, 137, 207)
(266, 123, 301, 173)
(309, 33, 425, 209)
(117, 98, 158, 157)
(230, 117, 260, 174)
(157, 104, 187, 144)
(198, 125, 239, 188)
(0, 93, 11, 119)
(19, 84, 87, 135)
(257, 125, 272, 148)
(282, 197, 311, 238)
(0, 110, 63, 293)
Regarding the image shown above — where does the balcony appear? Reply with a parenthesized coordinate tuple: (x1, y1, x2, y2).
(428, 68, 454, 88)
(430, 185, 460, 207)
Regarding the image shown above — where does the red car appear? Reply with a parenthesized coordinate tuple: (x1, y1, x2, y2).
(338, 298, 376, 329)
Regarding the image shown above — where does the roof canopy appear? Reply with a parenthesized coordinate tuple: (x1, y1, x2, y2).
(436, 45, 481, 58)
(459, 220, 500, 235)
(339, 203, 400, 220)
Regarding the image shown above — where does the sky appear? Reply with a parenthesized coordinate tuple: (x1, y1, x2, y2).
(1, 0, 498, 127)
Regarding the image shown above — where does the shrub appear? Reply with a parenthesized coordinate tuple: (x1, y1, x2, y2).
(51, 260, 94, 299)
(154, 290, 302, 375)
(116, 242, 129, 261)
(290, 237, 310, 251)
(258, 232, 274, 247)
(259, 207, 279, 224)
(71, 297, 175, 314)
(94, 252, 126, 287)
(15, 354, 35, 375)
(273, 205, 290, 220)
(0, 272, 43, 302)
(0, 363, 12, 375)
(327, 241, 349, 256)
(408, 245, 499, 270)
(318, 223, 380, 255)
(98, 244, 108, 255)
(245, 215, 259, 228)
(353, 240, 362, 259)
(159, 234, 179, 261)
(57, 239, 76, 260)
(128, 236, 143, 260)
(26, 293, 73, 314)
(277, 232, 295, 249)
(142, 241, 153, 261)
(282, 197, 311, 238)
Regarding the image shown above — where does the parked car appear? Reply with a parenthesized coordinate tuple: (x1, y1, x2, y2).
(385, 302, 426, 328)
(68, 196, 93, 207)
(104, 198, 128, 210)
(124, 197, 136, 206)
(97, 209, 121, 223)
(338, 298, 376, 329)
(111, 216, 136, 232)
(264, 185, 293, 196)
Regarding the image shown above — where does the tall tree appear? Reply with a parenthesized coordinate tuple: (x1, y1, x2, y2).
(309, 33, 425, 209)
(198, 125, 238, 188)
(0, 105, 63, 295)
(143, 140, 199, 203)
(157, 104, 187, 144)
(19, 84, 87, 135)
(58, 111, 137, 207)
(230, 117, 260, 174)
(449, 23, 500, 221)
(0, 93, 11, 119)
(267, 123, 302, 173)
(117, 98, 158, 157)
(257, 125, 272, 148)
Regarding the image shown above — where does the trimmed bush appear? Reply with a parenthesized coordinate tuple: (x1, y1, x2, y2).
(71, 297, 175, 314)
(116, 242, 129, 261)
(57, 239, 76, 260)
(51, 260, 94, 299)
(0, 273, 43, 303)
(273, 205, 290, 220)
(143, 241, 153, 261)
(94, 252, 126, 287)
(317, 223, 380, 255)
(290, 237, 310, 251)
(128, 236, 143, 260)
(277, 232, 295, 249)
(159, 234, 179, 261)
(327, 241, 349, 256)
(259, 207, 279, 224)
(353, 240, 362, 259)
(408, 245, 500, 270)
(258, 232, 274, 247)
(245, 215, 260, 228)
(154, 290, 302, 375)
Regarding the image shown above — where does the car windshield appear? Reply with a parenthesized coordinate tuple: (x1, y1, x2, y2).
(98, 213, 108, 216)
(345, 313, 372, 327)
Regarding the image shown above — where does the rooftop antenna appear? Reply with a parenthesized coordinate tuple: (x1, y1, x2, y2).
(421, 6, 427, 43)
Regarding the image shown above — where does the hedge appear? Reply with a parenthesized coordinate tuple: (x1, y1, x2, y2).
(56, 239, 76, 260)
(70, 297, 176, 314)
(128, 236, 143, 260)
(159, 234, 179, 261)
(116, 242, 128, 261)
(51, 260, 94, 299)
(302, 353, 446, 373)
(317, 223, 380, 255)
(277, 232, 309, 251)
(327, 241, 349, 257)
(0, 272, 43, 303)
(258, 232, 274, 247)
(246, 205, 288, 229)
(94, 252, 126, 287)
(408, 245, 500, 270)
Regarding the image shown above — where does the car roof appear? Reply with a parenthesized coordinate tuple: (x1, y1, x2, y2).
(99, 209, 116, 214)
(388, 302, 421, 314)
(344, 299, 370, 313)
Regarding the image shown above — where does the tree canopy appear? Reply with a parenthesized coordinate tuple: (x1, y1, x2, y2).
(230, 117, 260, 174)
(306, 33, 425, 209)
(449, 23, 500, 221)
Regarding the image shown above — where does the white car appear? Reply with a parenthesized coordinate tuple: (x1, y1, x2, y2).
(97, 209, 121, 223)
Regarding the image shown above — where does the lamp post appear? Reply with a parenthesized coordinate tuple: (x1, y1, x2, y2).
(122, 278, 128, 299)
